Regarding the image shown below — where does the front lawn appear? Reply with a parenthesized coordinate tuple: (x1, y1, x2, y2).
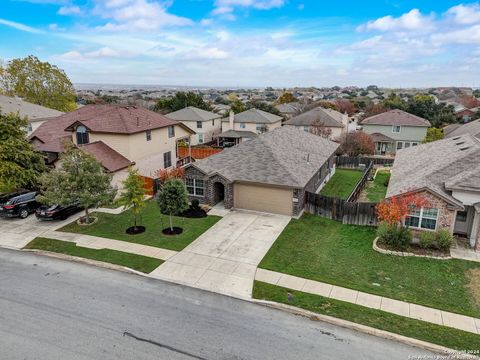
(59, 200, 221, 251)
(25, 237, 162, 273)
(253, 281, 480, 351)
(259, 214, 480, 317)
(320, 168, 363, 199)
(364, 171, 390, 202)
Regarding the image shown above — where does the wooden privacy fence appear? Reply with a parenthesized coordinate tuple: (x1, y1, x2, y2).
(178, 146, 223, 160)
(305, 192, 379, 226)
(345, 161, 373, 202)
(336, 156, 394, 168)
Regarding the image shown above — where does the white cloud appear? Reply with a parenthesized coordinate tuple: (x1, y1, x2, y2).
(358, 9, 434, 32)
(48, 23, 66, 31)
(58, 5, 82, 15)
(0, 18, 44, 34)
(212, 0, 285, 16)
(57, 46, 125, 62)
(446, 3, 480, 25)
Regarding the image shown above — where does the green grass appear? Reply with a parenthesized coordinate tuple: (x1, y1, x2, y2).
(253, 281, 480, 351)
(320, 169, 363, 199)
(259, 214, 480, 317)
(364, 171, 391, 202)
(59, 200, 221, 251)
(25, 237, 162, 273)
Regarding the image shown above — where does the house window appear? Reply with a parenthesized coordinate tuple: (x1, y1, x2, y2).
(27, 124, 33, 132)
(163, 151, 172, 168)
(396, 142, 403, 150)
(146, 130, 152, 141)
(198, 133, 204, 144)
(256, 124, 267, 133)
(185, 178, 204, 197)
(303, 125, 309, 132)
(196, 121, 203, 129)
(405, 207, 439, 230)
(76, 125, 89, 145)
(392, 125, 401, 133)
(240, 123, 246, 129)
(404, 142, 411, 148)
(212, 119, 215, 126)
(412, 142, 418, 146)
(168, 126, 175, 138)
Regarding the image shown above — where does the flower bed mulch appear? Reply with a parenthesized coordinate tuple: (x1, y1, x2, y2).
(126, 226, 146, 235)
(162, 227, 183, 235)
(376, 240, 450, 258)
(179, 207, 207, 218)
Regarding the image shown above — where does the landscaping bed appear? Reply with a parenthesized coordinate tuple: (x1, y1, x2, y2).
(25, 237, 162, 273)
(59, 200, 221, 251)
(259, 213, 480, 317)
(253, 281, 480, 351)
(320, 168, 363, 199)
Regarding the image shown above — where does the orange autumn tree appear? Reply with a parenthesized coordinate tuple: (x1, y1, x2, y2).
(376, 192, 430, 227)
(154, 167, 185, 183)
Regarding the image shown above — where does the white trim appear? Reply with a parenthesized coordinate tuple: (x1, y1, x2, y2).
(404, 207, 439, 231)
(186, 178, 205, 198)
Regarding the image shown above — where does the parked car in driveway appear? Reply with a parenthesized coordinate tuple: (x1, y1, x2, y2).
(0, 189, 30, 205)
(35, 203, 82, 221)
(0, 191, 40, 219)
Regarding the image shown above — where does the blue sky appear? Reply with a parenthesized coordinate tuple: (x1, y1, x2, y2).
(1, 0, 479, 87)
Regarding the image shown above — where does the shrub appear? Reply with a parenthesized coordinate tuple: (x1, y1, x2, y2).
(377, 223, 412, 251)
(419, 231, 435, 249)
(191, 199, 200, 210)
(435, 229, 453, 251)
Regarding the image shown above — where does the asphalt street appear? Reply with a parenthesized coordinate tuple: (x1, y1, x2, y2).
(0, 249, 433, 360)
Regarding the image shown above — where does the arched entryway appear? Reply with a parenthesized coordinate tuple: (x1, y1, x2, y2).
(213, 182, 225, 204)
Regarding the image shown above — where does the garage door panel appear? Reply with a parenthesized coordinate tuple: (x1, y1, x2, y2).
(234, 184, 292, 216)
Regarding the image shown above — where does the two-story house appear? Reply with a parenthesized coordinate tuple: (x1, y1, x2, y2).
(29, 105, 194, 191)
(165, 106, 222, 145)
(360, 109, 431, 155)
(217, 109, 283, 146)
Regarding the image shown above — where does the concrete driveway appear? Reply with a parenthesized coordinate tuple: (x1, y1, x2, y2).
(150, 210, 290, 299)
(0, 213, 82, 249)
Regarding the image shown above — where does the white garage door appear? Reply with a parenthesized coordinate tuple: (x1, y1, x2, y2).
(234, 183, 293, 216)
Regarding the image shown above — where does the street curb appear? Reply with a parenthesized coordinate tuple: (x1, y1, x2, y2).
(252, 299, 478, 360)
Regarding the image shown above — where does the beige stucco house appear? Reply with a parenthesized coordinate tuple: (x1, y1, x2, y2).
(283, 106, 349, 141)
(165, 106, 222, 145)
(29, 104, 194, 192)
(387, 135, 480, 249)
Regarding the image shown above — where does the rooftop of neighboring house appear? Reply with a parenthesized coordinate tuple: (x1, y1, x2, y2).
(188, 126, 339, 188)
(79, 141, 133, 172)
(165, 106, 221, 122)
(284, 106, 345, 128)
(443, 123, 462, 136)
(369, 132, 394, 142)
(0, 94, 64, 121)
(220, 108, 283, 124)
(361, 109, 431, 127)
(445, 119, 480, 139)
(386, 134, 480, 208)
(216, 129, 257, 139)
(275, 102, 301, 114)
(29, 104, 193, 153)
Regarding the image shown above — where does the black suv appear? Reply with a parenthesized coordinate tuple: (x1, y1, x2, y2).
(0, 191, 40, 219)
(0, 189, 30, 205)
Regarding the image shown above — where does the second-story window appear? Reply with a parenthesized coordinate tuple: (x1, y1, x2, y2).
(240, 123, 246, 129)
(168, 126, 175, 138)
(392, 125, 401, 133)
(197, 121, 203, 129)
(76, 125, 89, 145)
(212, 119, 215, 126)
(146, 130, 152, 141)
(163, 151, 172, 168)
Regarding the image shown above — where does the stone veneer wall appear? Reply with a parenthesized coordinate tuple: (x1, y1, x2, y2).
(408, 190, 456, 238)
(184, 166, 233, 209)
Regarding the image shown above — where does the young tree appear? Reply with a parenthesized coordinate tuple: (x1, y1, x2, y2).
(154, 167, 185, 182)
(152, 91, 212, 113)
(118, 167, 146, 231)
(309, 120, 333, 139)
(156, 178, 189, 232)
(339, 132, 375, 156)
(277, 92, 297, 104)
(0, 112, 46, 192)
(422, 127, 444, 143)
(0, 55, 76, 112)
(376, 192, 429, 227)
(37, 143, 116, 224)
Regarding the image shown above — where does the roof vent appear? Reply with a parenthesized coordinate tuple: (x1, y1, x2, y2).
(452, 136, 461, 140)
(456, 141, 465, 146)
(460, 146, 470, 151)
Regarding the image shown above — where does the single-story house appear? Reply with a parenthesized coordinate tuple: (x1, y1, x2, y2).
(165, 106, 222, 145)
(0, 94, 64, 135)
(445, 119, 480, 140)
(283, 106, 349, 141)
(184, 126, 339, 217)
(386, 134, 480, 249)
(29, 104, 194, 192)
(360, 109, 431, 155)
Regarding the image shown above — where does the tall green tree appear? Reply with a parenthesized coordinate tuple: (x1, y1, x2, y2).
(118, 167, 146, 230)
(245, 100, 281, 115)
(0, 55, 76, 112)
(37, 144, 116, 224)
(383, 93, 407, 110)
(277, 92, 297, 104)
(156, 178, 189, 232)
(422, 127, 444, 143)
(230, 99, 245, 114)
(406, 94, 456, 127)
(153, 91, 212, 113)
(0, 112, 46, 192)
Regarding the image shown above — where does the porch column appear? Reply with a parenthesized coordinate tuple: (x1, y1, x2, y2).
(471, 209, 480, 249)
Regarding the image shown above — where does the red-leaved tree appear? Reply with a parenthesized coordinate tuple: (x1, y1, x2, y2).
(333, 99, 356, 116)
(339, 132, 375, 156)
(376, 192, 430, 226)
(154, 167, 185, 183)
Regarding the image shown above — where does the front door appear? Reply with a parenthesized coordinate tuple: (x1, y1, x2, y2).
(454, 210, 469, 235)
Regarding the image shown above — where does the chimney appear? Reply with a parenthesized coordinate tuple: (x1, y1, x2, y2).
(229, 110, 234, 130)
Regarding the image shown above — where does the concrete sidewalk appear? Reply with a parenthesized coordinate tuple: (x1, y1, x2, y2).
(256, 268, 480, 335)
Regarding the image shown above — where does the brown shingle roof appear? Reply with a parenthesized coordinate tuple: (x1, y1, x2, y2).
(284, 107, 345, 128)
(361, 109, 431, 127)
(79, 141, 133, 172)
(369, 132, 394, 142)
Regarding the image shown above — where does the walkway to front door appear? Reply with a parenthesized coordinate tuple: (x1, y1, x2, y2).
(150, 209, 291, 298)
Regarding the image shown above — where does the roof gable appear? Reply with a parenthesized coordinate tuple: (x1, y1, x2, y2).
(284, 107, 344, 128)
(222, 108, 283, 124)
(165, 106, 221, 122)
(361, 109, 431, 127)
